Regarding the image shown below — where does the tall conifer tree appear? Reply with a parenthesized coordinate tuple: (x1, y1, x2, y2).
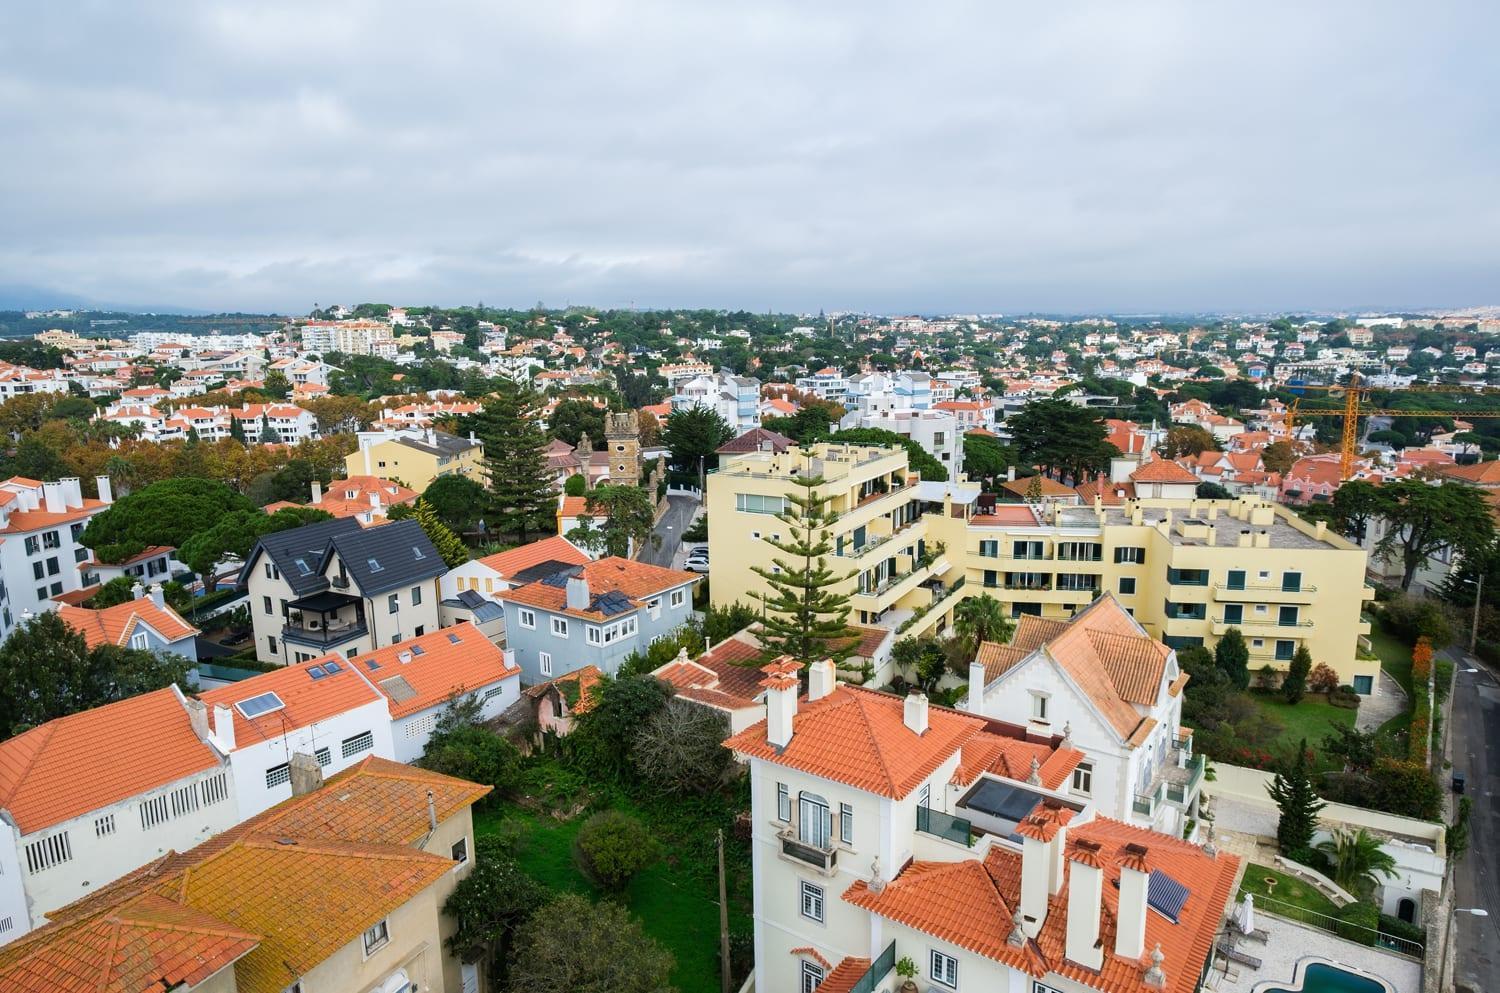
(468, 380, 556, 543)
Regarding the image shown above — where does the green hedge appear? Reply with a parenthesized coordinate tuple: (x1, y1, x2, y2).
(1335, 902, 1379, 947)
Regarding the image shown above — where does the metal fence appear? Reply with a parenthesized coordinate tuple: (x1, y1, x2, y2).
(1246, 892, 1424, 959)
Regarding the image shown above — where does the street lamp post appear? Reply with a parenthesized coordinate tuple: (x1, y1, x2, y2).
(1470, 572, 1484, 657)
(1442, 906, 1490, 990)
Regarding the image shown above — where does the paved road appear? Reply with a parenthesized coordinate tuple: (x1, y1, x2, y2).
(1450, 649, 1500, 993)
(638, 494, 700, 567)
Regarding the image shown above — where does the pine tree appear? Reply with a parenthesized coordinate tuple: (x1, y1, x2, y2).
(1215, 626, 1251, 690)
(751, 471, 856, 669)
(467, 380, 557, 543)
(229, 415, 247, 444)
(1282, 644, 1313, 704)
(413, 498, 470, 567)
(1268, 738, 1325, 855)
(258, 418, 279, 444)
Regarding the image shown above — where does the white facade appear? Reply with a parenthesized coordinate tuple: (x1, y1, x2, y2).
(0, 476, 112, 635)
(672, 372, 762, 434)
(391, 674, 518, 764)
(842, 409, 960, 472)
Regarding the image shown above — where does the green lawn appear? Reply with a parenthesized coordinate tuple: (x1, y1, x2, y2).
(1249, 695, 1357, 771)
(1368, 625, 1414, 695)
(1239, 862, 1341, 918)
(474, 785, 752, 992)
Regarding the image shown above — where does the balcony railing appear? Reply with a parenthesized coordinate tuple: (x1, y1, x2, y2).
(846, 941, 897, 993)
(779, 831, 837, 872)
(1132, 783, 1165, 818)
(916, 806, 975, 847)
(282, 620, 368, 647)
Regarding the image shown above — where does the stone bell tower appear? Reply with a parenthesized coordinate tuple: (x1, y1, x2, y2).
(605, 412, 642, 487)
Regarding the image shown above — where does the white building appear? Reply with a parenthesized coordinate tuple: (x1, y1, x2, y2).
(842, 408, 961, 472)
(672, 371, 762, 434)
(0, 476, 113, 634)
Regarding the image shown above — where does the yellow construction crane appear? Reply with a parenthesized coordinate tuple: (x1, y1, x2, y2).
(1284, 374, 1500, 480)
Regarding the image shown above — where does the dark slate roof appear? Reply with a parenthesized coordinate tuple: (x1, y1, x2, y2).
(238, 516, 362, 595)
(716, 426, 794, 455)
(393, 430, 480, 457)
(321, 518, 446, 596)
(443, 588, 506, 623)
(511, 560, 582, 585)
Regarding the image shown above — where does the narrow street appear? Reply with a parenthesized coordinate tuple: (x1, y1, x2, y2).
(638, 494, 699, 568)
(1449, 649, 1500, 993)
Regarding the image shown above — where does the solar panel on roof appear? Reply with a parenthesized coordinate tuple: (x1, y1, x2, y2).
(235, 692, 284, 719)
(590, 591, 634, 616)
(1147, 870, 1189, 923)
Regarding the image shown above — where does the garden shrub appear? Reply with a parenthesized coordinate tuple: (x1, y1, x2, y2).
(574, 810, 659, 891)
(1335, 901, 1379, 946)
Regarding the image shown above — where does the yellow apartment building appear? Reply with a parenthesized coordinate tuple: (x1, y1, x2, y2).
(346, 426, 485, 494)
(709, 442, 1378, 693)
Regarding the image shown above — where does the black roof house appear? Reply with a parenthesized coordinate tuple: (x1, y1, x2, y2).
(239, 517, 444, 597)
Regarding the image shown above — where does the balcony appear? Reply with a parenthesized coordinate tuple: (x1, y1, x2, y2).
(844, 942, 896, 993)
(1164, 755, 1206, 806)
(1132, 783, 1165, 818)
(1211, 617, 1314, 637)
(852, 558, 944, 614)
(916, 806, 975, 847)
(779, 830, 837, 872)
(282, 618, 368, 648)
(1212, 582, 1319, 605)
(283, 591, 366, 648)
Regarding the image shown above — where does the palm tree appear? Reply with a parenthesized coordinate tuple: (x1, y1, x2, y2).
(1316, 828, 1397, 898)
(953, 593, 1014, 648)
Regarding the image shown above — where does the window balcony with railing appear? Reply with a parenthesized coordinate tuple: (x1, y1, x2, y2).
(1132, 783, 1164, 818)
(778, 829, 837, 873)
(916, 806, 975, 847)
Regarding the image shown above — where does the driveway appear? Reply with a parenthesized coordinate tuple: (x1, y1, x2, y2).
(638, 494, 699, 568)
(1450, 649, 1500, 993)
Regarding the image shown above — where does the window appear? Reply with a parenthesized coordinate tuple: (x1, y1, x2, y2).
(451, 837, 469, 866)
(263, 595, 273, 614)
(31, 562, 43, 581)
(646, 597, 661, 619)
(1275, 640, 1295, 661)
(539, 651, 553, 677)
(777, 783, 791, 821)
(1031, 692, 1049, 721)
(801, 961, 825, 993)
(917, 783, 930, 809)
(264, 562, 275, 579)
(23, 832, 72, 874)
(94, 813, 116, 837)
(1013, 540, 1044, 560)
(1167, 567, 1209, 586)
(23, 536, 39, 555)
(362, 919, 390, 956)
(46, 557, 58, 576)
(979, 539, 998, 557)
(330, 726, 374, 760)
(267, 635, 278, 654)
(1279, 605, 1299, 626)
(736, 493, 786, 515)
(839, 802, 853, 845)
(1118, 577, 1137, 595)
(1114, 546, 1145, 564)
(518, 609, 536, 629)
(1224, 604, 1243, 624)
(411, 585, 423, 606)
(315, 747, 332, 766)
(1072, 761, 1094, 795)
(930, 949, 958, 988)
(799, 881, 825, 923)
(388, 593, 399, 613)
(130, 631, 149, 650)
(670, 589, 686, 608)
(1282, 571, 1303, 592)
(1226, 569, 1246, 590)
(551, 616, 569, 637)
(266, 764, 291, 789)
(587, 626, 601, 645)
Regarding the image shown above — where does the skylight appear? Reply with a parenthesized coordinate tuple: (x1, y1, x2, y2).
(235, 692, 285, 719)
(367, 558, 383, 572)
(323, 660, 342, 673)
(410, 645, 425, 656)
(309, 666, 327, 680)
(293, 557, 313, 576)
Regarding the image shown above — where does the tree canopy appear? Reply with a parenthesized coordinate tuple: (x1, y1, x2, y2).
(80, 478, 258, 566)
(549, 399, 607, 449)
(1374, 480, 1496, 590)
(505, 892, 675, 993)
(828, 427, 948, 482)
(467, 381, 557, 543)
(1007, 399, 1116, 482)
(661, 407, 733, 479)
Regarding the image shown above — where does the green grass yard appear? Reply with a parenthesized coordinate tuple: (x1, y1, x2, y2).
(474, 790, 753, 992)
(1249, 695, 1357, 771)
(1238, 862, 1341, 918)
(1368, 624, 1414, 695)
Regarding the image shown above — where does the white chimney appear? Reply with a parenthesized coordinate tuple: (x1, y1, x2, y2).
(807, 659, 836, 702)
(1017, 804, 1071, 938)
(212, 704, 236, 751)
(311, 480, 323, 504)
(1065, 842, 1106, 971)
(1116, 845, 1151, 960)
(762, 659, 800, 749)
(42, 482, 65, 513)
(903, 691, 929, 735)
(95, 475, 114, 504)
(61, 477, 82, 508)
(565, 575, 590, 611)
(130, 581, 146, 601)
(149, 583, 165, 609)
(966, 660, 986, 714)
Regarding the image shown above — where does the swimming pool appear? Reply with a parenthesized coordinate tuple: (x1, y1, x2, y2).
(1257, 961, 1392, 993)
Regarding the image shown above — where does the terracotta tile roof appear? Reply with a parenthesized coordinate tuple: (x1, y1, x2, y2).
(816, 956, 872, 993)
(57, 599, 198, 651)
(654, 633, 766, 711)
(0, 688, 221, 835)
(970, 505, 1043, 526)
(496, 556, 698, 621)
(0, 499, 108, 535)
(196, 656, 385, 746)
(974, 641, 1029, 682)
(1130, 459, 1199, 484)
(1441, 459, 1500, 485)
(831, 624, 892, 659)
(474, 534, 589, 579)
(0, 893, 260, 993)
(952, 731, 1084, 791)
(845, 816, 1239, 993)
(522, 665, 604, 715)
(724, 685, 983, 800)
(350, 623, 520, 719)
(716, 426, 794, 454)
(1000, 475, 1077, 498)
(1074, 477, 1136, 505)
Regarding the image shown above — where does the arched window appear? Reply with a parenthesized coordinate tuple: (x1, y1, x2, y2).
(1398, 898, 1416, 924)
(799, 792, 831, 849)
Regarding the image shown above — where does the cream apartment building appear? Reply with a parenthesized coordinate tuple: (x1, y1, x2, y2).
(709, 443, 1377, 692)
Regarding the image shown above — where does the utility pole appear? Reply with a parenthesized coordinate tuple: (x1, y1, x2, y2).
(1471, 571, 1484, 657)
(717, 829, 731, 993)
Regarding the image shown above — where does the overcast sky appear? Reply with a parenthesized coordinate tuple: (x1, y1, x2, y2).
(1, 2, 1496, 315)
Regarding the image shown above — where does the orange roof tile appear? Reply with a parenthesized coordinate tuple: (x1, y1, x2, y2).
(0, 688, 221, 835)
(816, 956, 871, 993)
(1000, 475, 1077, 498)
(349, 623, 519, 719)
(0, 499, 109, 535)
(521, 664, 604, 715)
(496, 556, 697, 621)
(196, 656, 385, 746)
(952, 732, 1084, 791)
(724, 685, 983, 800)
(1130, 459, 1199, 484)
(654, 633, 766, 711)
(474, 534, 589, 579)
(57, 598, 198, 651)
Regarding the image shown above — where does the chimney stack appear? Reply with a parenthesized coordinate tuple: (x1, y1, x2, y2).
(95, 475, 114, 504)
(42, 481, 65, 514)
(131, 581, 146, 602)
(311, 480, 323, 504)
(807, 659, 836, 702)
(427, 789, 438, 832)
(1116, 845, 1151, 960)
(289, 751, 323, 796)
(565, 575, 590, 611)
(1016, 803, 1072, 938)
(212, 704, 236, 751)
(1065, 841, 1106, 971)
(966, 660, 986, 715)
(903, 691, 929, 735)
(761, 658, 801, 749)
(149, 583, 165, 610)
